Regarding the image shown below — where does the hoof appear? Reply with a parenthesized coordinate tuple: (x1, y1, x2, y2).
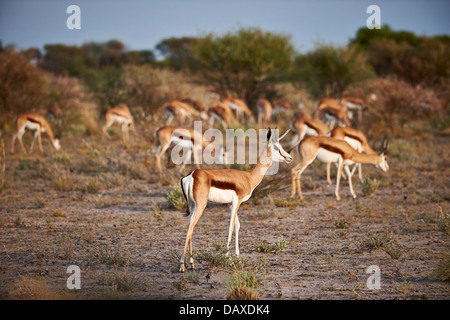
(179, 264, 186, 273)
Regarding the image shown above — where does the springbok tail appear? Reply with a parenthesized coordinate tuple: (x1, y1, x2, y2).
(180, 171, 194, 216)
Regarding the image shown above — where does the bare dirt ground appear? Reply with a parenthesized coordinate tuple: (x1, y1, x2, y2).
(0, 132, 449, 300)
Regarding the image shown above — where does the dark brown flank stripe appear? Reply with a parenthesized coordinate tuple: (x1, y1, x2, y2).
(318, 142, 346, 156)
(344, 132, 363, 144)
(211, 179, 237, 190)
(26, 116, 43, 127)
(304, 119, 320, 134)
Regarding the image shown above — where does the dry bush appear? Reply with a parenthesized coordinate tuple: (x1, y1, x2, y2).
(122, 64, 208, 114)
(363, 78, 444, 136)
(9, 276, 60, 300)
(0, 49, 47, 118)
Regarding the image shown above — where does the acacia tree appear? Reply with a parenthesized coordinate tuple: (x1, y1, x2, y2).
(188, 27, 295, 108)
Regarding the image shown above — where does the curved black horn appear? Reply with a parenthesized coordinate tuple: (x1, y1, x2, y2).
(267, 127, 272, 141)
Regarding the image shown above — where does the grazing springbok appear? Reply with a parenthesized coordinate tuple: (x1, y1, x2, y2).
(153, 126, 227, 173)
(222, 97, 254, 123)
(11, 113, 61, 154)
(181, 98, 207, 113)
(103, 103, 135, 141)
(207, 102, 237, 128)
(289, 110, 330, 148)
(179, 128, 293, 272)
(271, 99, 304, 119)
(315, 98, 351, 128)
(291, 136, 389, 201)
(327, 126, 378, 184)
(257, 98, 273, 127)
(163, 100, 208, 125)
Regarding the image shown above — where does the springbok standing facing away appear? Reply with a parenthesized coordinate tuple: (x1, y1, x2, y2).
(179, 128, 292, 272)
(291, 136, 389, 201)
(11, 113, 61, 154)
(153, 126, 227, 173)
(103, 103, 135, 141)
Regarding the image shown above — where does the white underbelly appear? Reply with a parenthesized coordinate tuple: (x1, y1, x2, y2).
(171, 137, 193, 153)
(113, 115, 130, 124)
(208, 187, 236, 204)
(305, 125, 318, 136)
(25, 121, 41, 131)
(316, 148, 341, 163)
(343, 137, 361, 152)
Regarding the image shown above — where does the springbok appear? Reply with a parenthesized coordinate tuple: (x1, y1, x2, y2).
(103, 103, 135, 141)
(179, 128, 292, 272)
(11, 113, 61, 154)
(291, 136, 388, 201)
(289, 110, 330, 148)
(153, 125, 227, 173)
(163, 100, 208, 125)
(222, 98, 254, 123)
(327, 126, 378, 183)
(257, 98, 273, 127)
(315, 98, 351, 128)
(207, 102, 237, 128)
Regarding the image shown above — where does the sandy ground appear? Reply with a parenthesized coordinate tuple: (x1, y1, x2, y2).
(0, 133, 449, 300)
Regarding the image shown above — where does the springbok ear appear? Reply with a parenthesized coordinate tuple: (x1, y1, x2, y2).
(267, 128, 272, 142)
(279, 129, 290, 141)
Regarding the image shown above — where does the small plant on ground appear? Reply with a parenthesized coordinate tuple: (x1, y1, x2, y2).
(226, 270, 261, 300)
(255, 237, 287, 254)
(99, 267, 147, 293)
(434, 254, 450, 282)
(361, 178, 380, 196)
(172, 277, 188, 292)
(359, 232, 393, 250)
(166, 185, 187, 212)
(438, 206, 450, 235)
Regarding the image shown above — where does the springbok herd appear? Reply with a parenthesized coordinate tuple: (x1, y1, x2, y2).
(10, 93, 389, 272)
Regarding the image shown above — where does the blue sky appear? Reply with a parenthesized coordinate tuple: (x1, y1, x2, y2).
(0, 0, 449, 55)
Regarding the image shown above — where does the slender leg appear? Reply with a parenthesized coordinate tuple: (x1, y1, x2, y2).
(121, 123, 129, 142)
(155, 143, 170, 173)
(11, 129, 26, 154)
(103, 120, 114, 139)
(37, 129, 43, 153)
(358, 163, 363, 182)
(10, 133, 16, 154)
(234, 215, 240, 257)
(226, 197, 240, 258)
(291, 158, 314, 199)
(180, 198, 206, 272)
(326, 162, 332, 185)
(335, 159, 345, 200)
(29, 130, 39, 152)
(180, 148, 192, 172)
(17, 130, 27, 154)
(344, 164, 357, 198)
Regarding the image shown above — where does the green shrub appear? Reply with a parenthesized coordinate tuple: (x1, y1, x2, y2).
(166, 185, 187, 211)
